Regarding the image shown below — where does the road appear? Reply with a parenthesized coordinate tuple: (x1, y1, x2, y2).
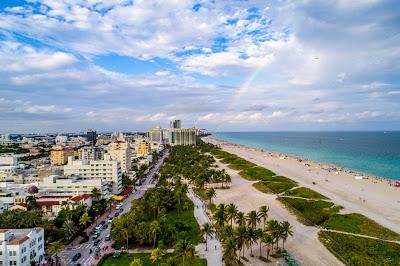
(59, 150, 169, 266)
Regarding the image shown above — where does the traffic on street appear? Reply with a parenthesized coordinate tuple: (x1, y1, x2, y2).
(58, 150, 169, 266)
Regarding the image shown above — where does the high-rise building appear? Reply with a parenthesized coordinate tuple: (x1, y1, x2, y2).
(170, 128, 196, 146)
(87, 129, 97, 145)
(78, 146, 104, 161)
(169, 120, 181, 129)
(0, 228, 45, 266)
(135, 137, 151, 156)
(55, 135, 68, 145)
(108, 140, 131, 173)
(50, 145, 73, 165)
(149, 123, 163, 143)
(63, 154, 122, 194)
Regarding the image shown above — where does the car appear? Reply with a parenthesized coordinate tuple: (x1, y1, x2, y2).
(105, 234, 111, 241)
(92, 233, 99, 240)
(94, 239, 101, 246)
(99, 221, 106, 226)
(114, 212, 119, 217)
(107, 218, 113, 223)
(103, 223, 108, 229)
(72, 253, 81, 262)
(112, 252, 121, 259)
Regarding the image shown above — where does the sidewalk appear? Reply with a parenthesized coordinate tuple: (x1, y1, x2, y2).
(188, 188, 223, 266)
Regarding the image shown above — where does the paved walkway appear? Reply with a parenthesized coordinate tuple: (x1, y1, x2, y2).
(322, 228, 400, 244)
(187, 188, 223, 266)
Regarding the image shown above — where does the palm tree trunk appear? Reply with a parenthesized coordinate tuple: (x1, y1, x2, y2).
(259, 240, 262, 257)
(205, 235, 208, 251)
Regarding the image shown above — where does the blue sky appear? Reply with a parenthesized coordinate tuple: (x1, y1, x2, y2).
(0, 0, 400, 133)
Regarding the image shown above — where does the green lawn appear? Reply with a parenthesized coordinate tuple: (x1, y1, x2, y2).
(284, 187, 329, 200)
(323, 213, 400, 241)
(101, 253, 207, 266)
(165, 196, 201, 244)
(278, 197, 341, 225)
(319, 231, 400, 266)
(253, 181, 297, 194)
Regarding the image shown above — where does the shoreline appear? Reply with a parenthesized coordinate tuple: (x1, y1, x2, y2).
(209, 135, 399, 185)
(203, 135, 400, 234)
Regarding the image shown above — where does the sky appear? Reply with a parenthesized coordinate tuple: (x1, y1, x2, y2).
(0, 0, 400, 133)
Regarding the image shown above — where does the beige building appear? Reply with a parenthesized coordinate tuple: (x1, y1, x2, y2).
(135, 137, 151, 156)
(78, 146, 104, 161)
(108, 140, 131, 173)
(149, 124, 163, 143)
(50, 145, 72, 165)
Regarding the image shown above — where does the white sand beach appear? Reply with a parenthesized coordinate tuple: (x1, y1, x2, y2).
(204, 136, 400, 235)
(212, 158, 342, 266)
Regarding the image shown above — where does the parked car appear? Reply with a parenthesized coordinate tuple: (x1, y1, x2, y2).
(72, 253, 81, 262)
(105, 234, 111, 241)
(107, 218, 113, 223)
(94, 239, 101, 246)
(112, 252, 121, 259)
(92, 233, 99, 240)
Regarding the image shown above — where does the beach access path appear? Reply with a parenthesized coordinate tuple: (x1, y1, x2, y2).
(204, 136, 400, 234)
(187, 187, 223, 266)
(212, 159, 343, 266)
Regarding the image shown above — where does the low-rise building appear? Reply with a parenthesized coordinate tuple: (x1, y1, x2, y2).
(0, 228, 45, 266)
(63, 155, 122, 194)
(39, 175, 110, 198)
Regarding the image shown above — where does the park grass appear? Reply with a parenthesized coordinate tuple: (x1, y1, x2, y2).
(323, 213, 400, 241)
(283, 187, 329, 200)
(253, 180, 297, 194)
(277, 197, 341, 226)
(193, 188, 208, 201)
(319, 231, 400, 266)
(101, 253, 207, 266)
(165, 196, 201, 245)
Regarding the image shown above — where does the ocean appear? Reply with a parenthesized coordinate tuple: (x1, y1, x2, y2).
(213, 131, 400, 180)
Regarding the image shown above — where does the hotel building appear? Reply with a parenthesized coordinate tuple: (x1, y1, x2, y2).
(0, 228, 45, 266)
(108, 140, 131, 173)
(63, 154, 122, 194)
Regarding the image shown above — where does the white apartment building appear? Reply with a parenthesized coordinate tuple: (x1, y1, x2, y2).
(0, 156, 18, 166)
(108, 141, 131, 173)
(0, 228, 45, 266)
(169, 128, 197, 146)
(39, 175, 110, 198)
(63, 155, 122, 194)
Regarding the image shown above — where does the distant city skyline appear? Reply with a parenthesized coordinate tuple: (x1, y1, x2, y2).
(1, 0, 400, 132)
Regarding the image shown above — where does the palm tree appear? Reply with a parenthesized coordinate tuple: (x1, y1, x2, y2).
(91, 187, 101, 201)
(174, 239, 195, 266)
(205, 187, 216, 206)
(246, 210, 260, 229)
(235, 211, 246, 227)
(255, 228, 263, 257)
(266, 219, 281, 249)
(149, 220, 160, 247)
(129, 258, 144, 266)
(261, 232, 274, 261)
(150, 247, 165, 265)
(122, 228, 130, 250)
(246, 227, 258, 257)
(280, 221, 293, 249)
(222, 237, 237, 265)
(201, 223, 214, 251)
(234, 225, 247, 260)
(213, 203, 226, 229)
(61, 220, 77, 241)
(49, 240, 63, 265)
(26, 195, 37, 211)
(225, 203, 238, 227)
(79, 213, 91, 234)
(258, 205, 269, 228)
(107, 197, 116, 213)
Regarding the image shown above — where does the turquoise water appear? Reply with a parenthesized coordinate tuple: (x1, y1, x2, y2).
(213, 132, 400, 180)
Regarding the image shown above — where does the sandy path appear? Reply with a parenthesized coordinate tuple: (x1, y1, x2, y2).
(213, 159, 343, 266)
(205, 136, 400, 234)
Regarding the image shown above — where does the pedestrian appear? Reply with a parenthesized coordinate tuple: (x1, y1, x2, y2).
(214, 245, 216, 250)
